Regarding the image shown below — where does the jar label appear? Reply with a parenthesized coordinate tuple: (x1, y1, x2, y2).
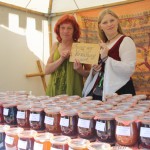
(95, 121, 105, 131)
(51, 147, 62, 150)
(44, 116, 54, 125)
(3, 108, 9, 116)
(140, 127, 150, 138)
(18, 140, 27, 149)
(78, 118, 90, 128)
(29, 114, 40, 121)
(5, 135, 14, 145)
(34, 142, 43, 150)
(60, 118, 69, 127)
(69, 147, 73, 150)
(17, 111, 25, 119)
(116, 126, 130, 136)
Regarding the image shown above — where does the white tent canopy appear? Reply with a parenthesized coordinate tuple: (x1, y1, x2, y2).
(0, 0, 141, 16)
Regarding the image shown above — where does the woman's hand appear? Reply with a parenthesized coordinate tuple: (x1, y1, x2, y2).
(99, 40, 109, 60)
(73, 59, 82, 71)
(60, 50, 70, 61)
(93, 64, 102, 72)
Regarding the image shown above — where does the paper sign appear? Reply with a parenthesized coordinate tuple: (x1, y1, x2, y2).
(69, 43, 100, 64)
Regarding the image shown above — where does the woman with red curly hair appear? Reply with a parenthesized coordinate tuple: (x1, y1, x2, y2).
(45, 14, 90, 97)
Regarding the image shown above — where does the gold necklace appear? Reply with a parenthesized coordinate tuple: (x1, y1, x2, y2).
(107, 33, 119, 43)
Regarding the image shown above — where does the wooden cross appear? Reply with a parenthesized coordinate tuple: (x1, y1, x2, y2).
(26, 60, 47, 92)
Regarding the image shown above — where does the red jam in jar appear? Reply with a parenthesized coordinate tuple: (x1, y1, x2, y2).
(17, 105, 30, 129)
(78, 111, 96, 141)
(5, 127, 24, 150)
(18, 130, 37, 150)
(34, 132, 53, 150)
(60, 109, 78, 138)
(115, 115, 138, 146)
(139, 116, 150, 149)
(68, 138, 90, 150)
(50, 135, 71, 150)
(44, 107, 61, 135)
(29, 107, 45, 131)
(95, 113, 116, 145)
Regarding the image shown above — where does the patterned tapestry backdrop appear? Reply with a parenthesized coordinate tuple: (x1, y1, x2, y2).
(76, 0, 150, 98)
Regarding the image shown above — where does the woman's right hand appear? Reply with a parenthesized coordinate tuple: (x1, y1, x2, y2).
(60, 50, 70, 61)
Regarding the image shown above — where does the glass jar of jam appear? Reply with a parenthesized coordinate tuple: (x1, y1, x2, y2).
(17, 105, 30, 129)
(50, 135, 71, 150)
(95, 113, 116, 145)
(78, 111, 96, 141)
(115, 115, 138, 146)
(0, 101, 4, 124)
(5, 127, 24, 150)
(139, 116, 150, 149)
(87, 142, 111, 150)
(68, 139, 90, 150)
(34, 132, 53, 150)
(60, 109, 78, 138)
(44, 107, 61, 135)
(0, 125, 10, 150)
(3, 102, 18, 126)
(29, 107, 45, 131)
(18, 130, 37, 150)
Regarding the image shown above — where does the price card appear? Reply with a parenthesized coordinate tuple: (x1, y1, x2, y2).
(69, 43, 100, 65)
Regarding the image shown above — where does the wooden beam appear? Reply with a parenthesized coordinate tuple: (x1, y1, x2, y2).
(26, 60, 47, 92)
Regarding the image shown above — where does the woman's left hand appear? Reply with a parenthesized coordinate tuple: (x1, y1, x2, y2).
(99, 40, 109, 60)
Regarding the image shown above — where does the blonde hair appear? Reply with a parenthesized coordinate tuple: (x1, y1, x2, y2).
(97, 9, 124, 42)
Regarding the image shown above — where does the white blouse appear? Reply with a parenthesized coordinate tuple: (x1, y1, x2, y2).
(82, 36, 136, 101)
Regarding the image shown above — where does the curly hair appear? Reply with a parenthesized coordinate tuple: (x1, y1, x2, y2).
(54, 14, 81, 42)
(97, 9, 124, 42)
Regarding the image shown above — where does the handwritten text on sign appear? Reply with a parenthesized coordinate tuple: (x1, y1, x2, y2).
(69, 43, 100, 65)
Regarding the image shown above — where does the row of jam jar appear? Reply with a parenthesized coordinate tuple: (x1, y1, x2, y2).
(0, 125, 112, 150)
(1, 100, 150, 148)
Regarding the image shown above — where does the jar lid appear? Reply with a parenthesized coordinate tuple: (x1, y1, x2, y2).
(0, 125, 10, 132)
(30, 107, 44, 112)
(94, 107, 106, 113)
(50, 135, 71, 145)
(68, 139, 90, 149)
(133, 94, 147, 100)
(84, 96, 93, 100)
(115, 115, 137, 125)
(68, 95, 81, 100)
(69, 101, 81, 106)
(107, 109, 123, 115)
(3, 102, 18, 107)
(17, 105, 30, 110)
(125, 110, 144, 117)
(60, 109, 78, 116)
(87, 100, 103, 105)
(5, 127, 24, 135)
(78, 111, 95, 119)
(95, 113, 115, 120)
(18, 130, 37, 138)
(34, 132, 53, 142)
(44, 107, 61, 114)
(87, 142, 111, 150)
(140, 116, 150, 124)
(100, 104, 113, 110)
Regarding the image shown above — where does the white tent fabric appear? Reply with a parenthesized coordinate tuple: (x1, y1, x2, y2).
(0, 0, 141, 15)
